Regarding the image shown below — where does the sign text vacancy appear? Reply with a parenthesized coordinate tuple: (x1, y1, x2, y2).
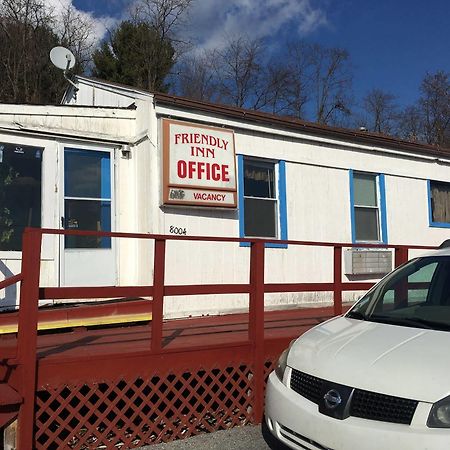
(163, 119, 237, 207)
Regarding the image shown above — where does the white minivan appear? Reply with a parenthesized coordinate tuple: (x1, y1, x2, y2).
(264, 245, 450, 450)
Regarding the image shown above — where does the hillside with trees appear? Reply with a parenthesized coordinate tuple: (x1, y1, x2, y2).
(0, 0, 95, 104)
(0, 0, 448, 147)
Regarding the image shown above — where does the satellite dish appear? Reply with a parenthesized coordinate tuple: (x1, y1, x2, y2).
(49, 46, 78, 93)
(50, 46, 76, 71)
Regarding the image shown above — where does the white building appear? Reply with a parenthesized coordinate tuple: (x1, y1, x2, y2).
(0, 76, 449, 316)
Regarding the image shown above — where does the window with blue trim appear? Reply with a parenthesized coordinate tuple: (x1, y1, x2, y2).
(64, 148, 112, 249)
(350, 170, 387, 243)
(238, 155, 288, 245)
(428, 180, 450, 226)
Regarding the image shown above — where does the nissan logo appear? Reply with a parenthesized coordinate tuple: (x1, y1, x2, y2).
(323, 389, 342, 409)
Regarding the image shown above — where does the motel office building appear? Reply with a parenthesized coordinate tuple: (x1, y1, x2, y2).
(0, 76, 449, 316)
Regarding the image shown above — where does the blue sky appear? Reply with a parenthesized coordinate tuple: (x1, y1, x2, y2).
(313, 0, 450, 106)
(71, 0, 449, 109)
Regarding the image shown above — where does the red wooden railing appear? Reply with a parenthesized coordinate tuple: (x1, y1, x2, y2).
(0, 227, 437, 448)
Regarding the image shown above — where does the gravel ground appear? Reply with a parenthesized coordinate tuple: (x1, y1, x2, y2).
(139, 425, 272, 450)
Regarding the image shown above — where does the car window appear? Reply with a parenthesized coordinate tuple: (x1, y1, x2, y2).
(374, 262, 437, 314)
(348, 256, 450, 330)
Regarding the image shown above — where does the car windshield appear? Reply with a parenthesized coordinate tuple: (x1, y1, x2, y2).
(347, 256, 450, 331)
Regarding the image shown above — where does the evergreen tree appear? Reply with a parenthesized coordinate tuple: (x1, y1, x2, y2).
(92, 21, 175, 93)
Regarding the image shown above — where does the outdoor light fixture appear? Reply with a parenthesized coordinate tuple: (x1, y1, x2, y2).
(121, 144, 131, 159)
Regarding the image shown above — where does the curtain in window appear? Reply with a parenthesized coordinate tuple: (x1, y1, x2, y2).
(432, 183, 450, 223)
(244, 168, 274, 182)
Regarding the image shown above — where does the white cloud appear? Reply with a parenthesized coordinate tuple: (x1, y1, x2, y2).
(44, 0, 116, 46)
(32, 0, 327, 55)
(185, 0, 328, 51)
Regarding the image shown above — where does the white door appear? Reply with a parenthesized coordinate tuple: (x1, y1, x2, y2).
(61, 146, 116, 287)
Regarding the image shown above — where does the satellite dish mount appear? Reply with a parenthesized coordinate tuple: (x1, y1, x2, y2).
(50, 46, 78, 92)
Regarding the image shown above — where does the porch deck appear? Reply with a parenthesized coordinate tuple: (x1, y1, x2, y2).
(0, 229, 434, 449)
(0, 305, 337, 363)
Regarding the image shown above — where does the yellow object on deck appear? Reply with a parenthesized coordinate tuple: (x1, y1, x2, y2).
(0, 312, 152, 334)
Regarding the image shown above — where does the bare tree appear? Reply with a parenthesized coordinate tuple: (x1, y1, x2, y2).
(259, 63, 292, 115)
(362, 89, 398, 134)
(57, 2, 96, 70)
(308, 44, 352, 124)
(172, 36, 353, 125)
(0, 0, 61, 103)
(0, 0, 97, 103)
(397, 105, 424, 142)
(177, 51, 217, 101)
(269, 41, 353, 124)
(176, 38, 292, 113)
(419, 71, 450, 147)
(211, 36, 264, 108)
(0, 0, 49, 24)
(283, 41, 311, 119)
(129, 0, 192, 54)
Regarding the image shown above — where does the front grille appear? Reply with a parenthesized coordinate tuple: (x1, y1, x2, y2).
(290, 369, 418, 425)
(290, 369, 323, 404)
(351, 388, 418, 425)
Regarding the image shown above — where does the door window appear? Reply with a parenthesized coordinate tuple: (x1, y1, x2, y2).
(0, 142, 43, 250)
(64, 148, 111, 249)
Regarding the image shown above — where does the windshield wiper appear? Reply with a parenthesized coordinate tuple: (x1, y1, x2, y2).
(369, 315, 450, 331)
(346, 310, 368, 321)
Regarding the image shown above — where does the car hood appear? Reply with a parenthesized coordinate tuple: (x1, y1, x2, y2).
(288, 316, 450, 403)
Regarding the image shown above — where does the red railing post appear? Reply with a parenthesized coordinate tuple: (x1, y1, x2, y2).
(333, 246, 343, 316)
(16, 228, 42, 450)
(151, 238, 166, 353)
(395, 246, 409, 268)
(394, 246, 409, 308)
(248, 241, 265, 423)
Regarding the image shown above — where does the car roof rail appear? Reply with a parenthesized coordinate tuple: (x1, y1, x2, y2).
(438, 239, 450, 249)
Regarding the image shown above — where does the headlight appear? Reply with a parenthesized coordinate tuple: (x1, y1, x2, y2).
(275, 340, 296, 382)
(427, 395, 450, 428)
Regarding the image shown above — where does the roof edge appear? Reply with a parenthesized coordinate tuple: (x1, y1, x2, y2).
(75, 75, 154, 97)
(153, 92, 450, 158)
(71, 76, 450, 158)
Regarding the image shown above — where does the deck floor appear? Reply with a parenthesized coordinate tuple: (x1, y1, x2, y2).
(0, 306, 339, 362)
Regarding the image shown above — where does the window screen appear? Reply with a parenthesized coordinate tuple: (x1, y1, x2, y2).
(0, 142, 43, 251)
(243, 159, 277, 238)
(353, 172, 380, 242)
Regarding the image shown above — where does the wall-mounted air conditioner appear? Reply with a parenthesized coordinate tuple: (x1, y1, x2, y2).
(344, 248, 393, 275)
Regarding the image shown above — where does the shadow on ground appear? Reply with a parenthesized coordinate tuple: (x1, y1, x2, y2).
(139, 425, 272, 449)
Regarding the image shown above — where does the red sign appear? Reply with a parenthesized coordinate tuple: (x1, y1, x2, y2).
(162, 119, 237, 207)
